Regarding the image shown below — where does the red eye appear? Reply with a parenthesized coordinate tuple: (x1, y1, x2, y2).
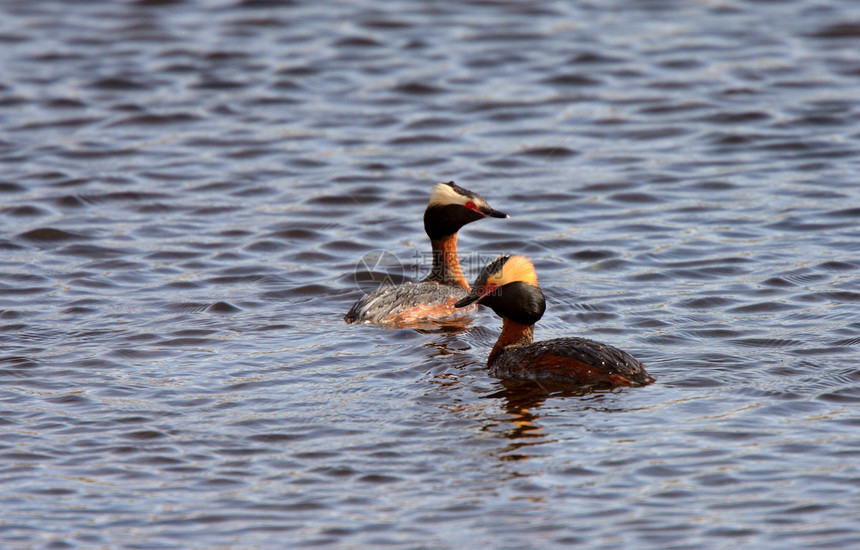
(481, 283, 498, 297)
(465, 201, 477, 211)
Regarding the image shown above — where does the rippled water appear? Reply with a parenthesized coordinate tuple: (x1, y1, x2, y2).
(2, 0, 860, 548)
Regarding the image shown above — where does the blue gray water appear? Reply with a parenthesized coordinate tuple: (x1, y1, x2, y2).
(1, 1, 859, 548)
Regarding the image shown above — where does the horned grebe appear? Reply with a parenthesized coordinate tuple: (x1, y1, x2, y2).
(454, 255, 655, 387)
(344, 181, 507, 326)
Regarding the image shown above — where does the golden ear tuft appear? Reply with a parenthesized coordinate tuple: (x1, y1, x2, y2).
(488, 255, 538, 287)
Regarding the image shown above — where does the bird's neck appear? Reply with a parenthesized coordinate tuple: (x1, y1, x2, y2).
(425, 233, 469, 290)
(489, 318, 534, 365)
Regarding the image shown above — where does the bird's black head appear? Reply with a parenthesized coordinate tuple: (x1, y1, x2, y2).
(454, 254, 546, 326)
(423, 181, 508, 240)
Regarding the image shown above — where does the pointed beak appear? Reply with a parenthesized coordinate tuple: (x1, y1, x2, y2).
(454, 282, 498, 308)
(454, 293, 480, 308)
(485, 207, 508, 218)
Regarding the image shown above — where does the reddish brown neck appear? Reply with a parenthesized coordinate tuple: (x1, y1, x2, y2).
(488, 318, 535, 365)
(426, 233, 469, 290)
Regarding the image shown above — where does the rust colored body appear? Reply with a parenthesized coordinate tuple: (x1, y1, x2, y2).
(490, 320, 654, 387)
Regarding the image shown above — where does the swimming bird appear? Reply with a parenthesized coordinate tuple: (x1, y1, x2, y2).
(454, 254, 654, 387)
(345, 181, 507, 326)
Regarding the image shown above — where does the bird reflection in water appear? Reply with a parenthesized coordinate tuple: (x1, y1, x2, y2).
(483, 380, 596, 462)
(413, 318, 474, 335)
(421, 333, 604, 463)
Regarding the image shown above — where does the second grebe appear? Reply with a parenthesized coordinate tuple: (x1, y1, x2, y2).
(345, 181, 507, 326)
(454, 255, 655, 387)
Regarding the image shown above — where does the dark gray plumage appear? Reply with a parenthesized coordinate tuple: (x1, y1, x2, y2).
(491, 337, 653, 387)
(344, 281, 476, 325)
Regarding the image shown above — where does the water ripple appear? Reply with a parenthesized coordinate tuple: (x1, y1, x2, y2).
(0, 0, 859, 548)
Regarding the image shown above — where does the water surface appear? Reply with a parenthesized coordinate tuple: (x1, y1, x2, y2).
(1, 0, 860, 548)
